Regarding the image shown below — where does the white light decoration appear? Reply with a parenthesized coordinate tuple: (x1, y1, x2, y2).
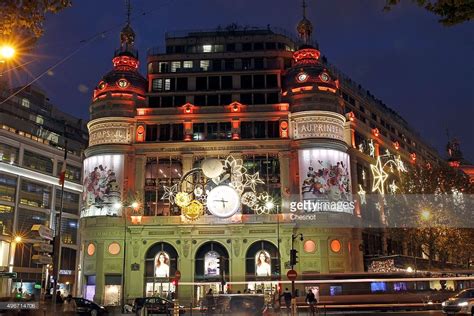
(371, 156, 389, 195)
(241, 191, 257, 207)
(201, 158, 224, 179)
(161, 184, 178, 204)
(368, 139, 375, 157)
(253, 193, 274, 215)
(388, 180, 399, 194)
(244, 172, 265, 191)
(358, 185, 367, 205)
(362, 170, 366, 181)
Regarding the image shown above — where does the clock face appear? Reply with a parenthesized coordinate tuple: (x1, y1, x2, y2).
(320, 72, 330, 82)
(296, 72, 308, 83)
(117, 78, 129, 88)
(206, 185, 240, 218)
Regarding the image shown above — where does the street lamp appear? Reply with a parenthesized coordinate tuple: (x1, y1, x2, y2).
(420, 209, 431, 221)
(14, 236, 22, 243)
(0, 45, 15, 60)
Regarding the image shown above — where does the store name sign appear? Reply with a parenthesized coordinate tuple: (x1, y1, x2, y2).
(89, 122, 131, 146)
(291, 112, 345, 141)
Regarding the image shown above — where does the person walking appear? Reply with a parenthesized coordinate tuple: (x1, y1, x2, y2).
(62, 294, 77, 315)
(306, 289, 317, 316)
(205, 288, 215, 315)
(282, 288, 292, 312)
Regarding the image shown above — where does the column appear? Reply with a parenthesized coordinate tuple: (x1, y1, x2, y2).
(278, 151, 291, 212)
(94, 240, 105, 305)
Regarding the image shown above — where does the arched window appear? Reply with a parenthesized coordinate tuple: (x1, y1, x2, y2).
(245, 240, 280, 280)
(195, 242, 229, 281)
(144, 242, 178, 297)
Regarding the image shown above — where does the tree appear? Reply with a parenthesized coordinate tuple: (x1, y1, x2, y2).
(0, 1, 72, 39)
(386, 163, 473, 269)
(384, 0, 474, 26)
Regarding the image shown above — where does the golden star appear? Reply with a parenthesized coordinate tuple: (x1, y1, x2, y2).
(371, 157, 389, 195)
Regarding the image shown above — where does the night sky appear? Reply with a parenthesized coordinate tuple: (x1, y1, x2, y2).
(13, 0, 474, 161)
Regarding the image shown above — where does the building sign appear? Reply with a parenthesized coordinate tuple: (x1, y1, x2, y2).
(88, 122, 131, 146)
(255, 250, 272, 277)
(154, 251, 170, 278)
(204, 251, 220, 277)
(81, 154, 124, 217)
(297, 148, 353, 214)
(290, 111, 345, 141)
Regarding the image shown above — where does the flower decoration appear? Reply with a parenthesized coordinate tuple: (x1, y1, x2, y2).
(182, 200, 203, 220)
(175, 192, 191, 207)
(241, 192, 257, 207)
(244, 172, 265, 192)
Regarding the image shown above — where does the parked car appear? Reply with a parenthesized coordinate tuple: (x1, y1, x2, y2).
(441, 288, 474, 315)
(213, 294, 267, 315)
(133, 297, 185, 315)
(73, 297, 108, 316)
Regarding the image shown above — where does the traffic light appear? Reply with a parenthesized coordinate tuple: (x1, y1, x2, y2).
(290, 249, 298, 266)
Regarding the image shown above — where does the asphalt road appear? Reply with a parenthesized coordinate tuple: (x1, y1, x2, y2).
(281, 312, 444, 316)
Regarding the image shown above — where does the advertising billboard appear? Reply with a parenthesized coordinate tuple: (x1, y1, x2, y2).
(81, 154, 124, 217)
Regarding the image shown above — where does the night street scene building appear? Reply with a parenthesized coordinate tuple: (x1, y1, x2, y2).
(0, 83, 88, 297)
(79, 5, 472, 308)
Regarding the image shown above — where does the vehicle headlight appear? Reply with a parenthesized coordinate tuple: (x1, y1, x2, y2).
(442, 302, 447, 307)
(458, 301, 468, 307)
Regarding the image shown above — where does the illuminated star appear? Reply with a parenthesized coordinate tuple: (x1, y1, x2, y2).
(161, 184, 178, 204)
(368, 139, 375, 157)
(358, 143, 364, 153)
(244, 172, 265, 191)
(371, 157, 389, 195)
(358, 185, 367, 205)
(388, 181, 398, 194)
(395, 155, 407, 172)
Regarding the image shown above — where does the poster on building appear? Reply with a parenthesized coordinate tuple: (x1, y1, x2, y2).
(154, 251, 170, 278)
(255, 250, 272, 277)
(204, 251, 220, 277)
(81, 154, 124, 217)
(298, 149, 353, 213)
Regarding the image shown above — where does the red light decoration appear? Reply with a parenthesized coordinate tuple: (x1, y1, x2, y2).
(182, 102, 194, 114)
(98, 81, 106, 90)
(449, 161, 460, 168)
(136, 125, 145, 142)
(232, 133, 240, 140)
(112, 55, 139, 70)
(280, 120, 289, 138)
(229, 101, 242, 113)
(130, 215, 142, 225)
(347, 112, 355, 122)
(393, 141, 400, 150)
(117, 78, 129, 89)
(410, 153, 417, 163)
(372, 128, 380, 137)
(293, 48, 321, 63)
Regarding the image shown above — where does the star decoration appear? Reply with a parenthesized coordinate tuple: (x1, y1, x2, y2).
(358, 143, 364, 152)
(395, 155, 407, 172)
(358, 185, 367, 205)
(388, 181, 398, 194)
(161, 184, 178, 204)
(368, 139, 375, 157)
(371, 157, 389, 195)
(252, 193, 273, 215)
(244, 172, 265, 191)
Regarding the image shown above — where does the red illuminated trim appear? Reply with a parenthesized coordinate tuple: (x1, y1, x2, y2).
(372, 128, 380, 137)
(112, 55, 139, 70)
(347, 112, 355, 122)
(393, 141, 400, 150)
(317, 86, 336, 93)
(293, 48, 321, 63)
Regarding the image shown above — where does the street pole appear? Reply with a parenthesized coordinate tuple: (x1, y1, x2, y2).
(121, 207, 127, 310)
(52, 139, 67, 309)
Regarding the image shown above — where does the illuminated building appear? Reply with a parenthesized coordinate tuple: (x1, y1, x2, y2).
(79, 6, 442, 306)
(0, 84, 88, 296)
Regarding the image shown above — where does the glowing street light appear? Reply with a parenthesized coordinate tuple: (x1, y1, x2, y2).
(0, 45, 15, 60)
(420, 209, 431, 221)
(14, 236, 22, 243)
(131, 201, 139, 210)
(406, 266, 414, 273)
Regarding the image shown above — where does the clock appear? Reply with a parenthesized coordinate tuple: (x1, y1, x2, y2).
(296, 72, 309, 83)
(117, 78, 129, 88)
(206, 185, 240, 218)
(320, 72, 330, 82)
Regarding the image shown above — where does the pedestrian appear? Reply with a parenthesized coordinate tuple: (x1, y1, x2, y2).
(282, 288, 292, 312)
(56, 291, 64, 304)
(205, 288, 215, 315)
(272, 286, 280, 312)
(306, 289, 317, 316)
(62, 294, 77, 315)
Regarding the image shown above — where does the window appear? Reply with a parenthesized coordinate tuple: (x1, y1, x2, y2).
(207, 95, 218, 106)
(254, 58, 264, 69)
(221, 76, 233, 90)
(159, 62, 168, 73)
(241, 75, 252, 89)
(224, 59, 234, 70)
(267, 93, 279, 104)
(242, 43, 252, 51)
(171, 124, 183, 140)
(21, 98, 30, 108)
(200, 60, 210, 71)
(146, 125, 158, 142)
(193, 123, 205, 140)
(266, 74, 278, 88)
(194, 95, 206, 106)
(253, 75, 265, 89)
(242, 58, 251, 69)
(0, 173, 17, 202)
(0, 204, 14, 235)
(19, 180, 51, 209)
(149, 97, 160, 108)
(268, 121, 279, 138)
(254, 121, 266, 138)
(174, 45, 185, 53)
(152, 79, 163, 91)
(214, 45, 224, 52)
(57, 163, 81, 183)
(61, 218, 78, 244)
(174, 95, 186, 106)
(240, 93, 252, 104)
(23, 150, 53, 174)
(220, 94, 232, 105)
(56, 189, 80, 215)
(183, 60, 193, 69)
(266, 42, 276, 50)
(196, 77, 207, 90)
(254, 42, 264, 50)
(164, 79, 172, 91)
(207, 123, 218, 140)
(208, 76, 219, 90)
(240, 122, 253, 139)
(170, 61, 181, 72)
(254, 93, 265, 104)
(176, 77, 188, 91)
(161, 96, 172, 106)
(226, 43, 235, 52)
(36, 115, 44, 125)
(0, 143, 19, 165)
(159, 124, 171, 141)
(219, 122, 231, 139)
(212, 59, 222, 71)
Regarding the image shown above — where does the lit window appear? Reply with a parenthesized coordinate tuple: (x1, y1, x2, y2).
(183, 60, 193, 68)
(87, 243, 95, 256)
(330, 240, 342, 253)
(202, 45, 212, 53)
(21, 98, 30, 108)
(152, 78, 163, 91)
(304, 240, 316, 253)
(158, 62, 168, 73)
(164, 79, 171, 91)
(36, 115, 44, 125)
(200, 60, 210, 71)
(214, 45, 224, 52)
(108, 242, 120, 255)
(171, 61, 181, 72)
